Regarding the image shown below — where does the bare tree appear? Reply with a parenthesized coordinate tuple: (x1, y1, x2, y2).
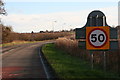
(0, 0, 7, 24)
(0, 0, 7, 44)
(0, 0, 6, 15)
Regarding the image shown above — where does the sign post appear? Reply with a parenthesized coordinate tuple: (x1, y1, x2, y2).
(86, 26, 110, 70)
(90, 51, 94, 70)
(103, 51, 106, 71)
(75, 10, 119, 70)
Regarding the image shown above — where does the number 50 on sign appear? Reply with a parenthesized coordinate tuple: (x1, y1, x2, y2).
(86, 26, 110, 50)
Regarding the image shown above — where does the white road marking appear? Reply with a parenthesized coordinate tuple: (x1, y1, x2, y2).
(38, 47, 50, 80)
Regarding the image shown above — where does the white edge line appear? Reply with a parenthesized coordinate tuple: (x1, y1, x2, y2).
(38, 46, 50, 80)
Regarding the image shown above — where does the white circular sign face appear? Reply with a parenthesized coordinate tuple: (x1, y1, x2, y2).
(88, 29, 107, 48)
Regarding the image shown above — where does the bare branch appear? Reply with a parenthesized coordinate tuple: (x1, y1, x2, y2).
(0, 0, 7, 15)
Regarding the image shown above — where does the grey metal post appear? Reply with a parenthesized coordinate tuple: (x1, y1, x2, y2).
(118, 1, 120, 25)
(117, 26, 120, 74)
(117, 1, 120, 72)
(90, 16, 94, 70)
(103, 51, 106, 71)
(103, 16, 105, 26)
(90, 17, 92, 26)
(96, 15, 98, 26)
(103, 16, 106, 71)
(91, 51, 94, 70)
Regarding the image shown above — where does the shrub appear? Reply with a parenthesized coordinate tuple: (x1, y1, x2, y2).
(1, 24, 13, 43)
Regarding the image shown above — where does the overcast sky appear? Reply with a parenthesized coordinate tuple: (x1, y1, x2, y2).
(1, 0, 119, 33)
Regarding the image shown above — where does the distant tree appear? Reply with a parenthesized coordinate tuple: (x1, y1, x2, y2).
(31, 31, 34, 33)
(45, 30, 48, 33)
(40, 31, 44, 33)
(70, 29, 74, 32)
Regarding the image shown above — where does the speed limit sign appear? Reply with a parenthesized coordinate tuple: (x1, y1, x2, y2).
(86, 26, 110, 50)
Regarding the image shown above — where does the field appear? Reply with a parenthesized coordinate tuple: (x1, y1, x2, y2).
(2, 32, 72, 43)
(0, 24, 73, 44)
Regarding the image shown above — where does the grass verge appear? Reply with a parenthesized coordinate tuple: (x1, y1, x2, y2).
(42, 43, 120, 79)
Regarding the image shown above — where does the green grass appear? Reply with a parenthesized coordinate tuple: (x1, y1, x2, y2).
(42, 43, 120, 79)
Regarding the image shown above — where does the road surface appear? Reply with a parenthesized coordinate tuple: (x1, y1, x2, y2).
(1, 41, 53, 80)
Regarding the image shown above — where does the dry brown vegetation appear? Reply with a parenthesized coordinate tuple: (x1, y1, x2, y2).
(0, 24, 13, 43)
(0, 24, 72, 44)
(12, 32, 71, 41)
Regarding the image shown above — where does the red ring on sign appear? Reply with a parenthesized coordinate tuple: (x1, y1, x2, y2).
(88, 28, 108, 48)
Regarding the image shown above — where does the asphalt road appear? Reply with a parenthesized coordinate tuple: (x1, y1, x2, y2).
(1, 41, 53, 80)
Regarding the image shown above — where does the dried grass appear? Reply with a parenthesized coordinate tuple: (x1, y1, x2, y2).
(2, 32, 71, 43)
